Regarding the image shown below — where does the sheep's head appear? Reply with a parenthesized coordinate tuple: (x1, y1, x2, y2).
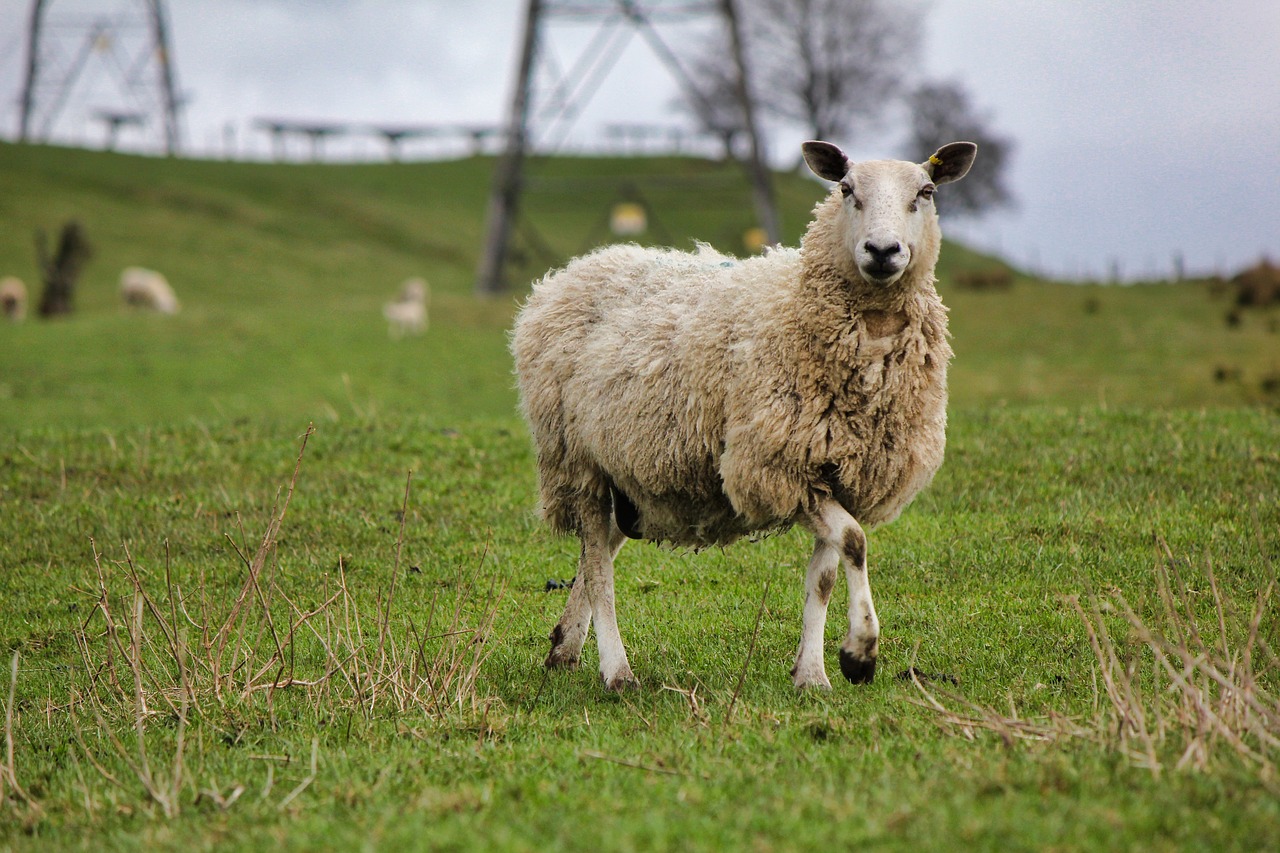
(802, 140, 977, 286)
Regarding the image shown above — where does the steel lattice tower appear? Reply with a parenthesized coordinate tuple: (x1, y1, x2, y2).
(475, 0, 778, 295)
(18, 0, 182, 155)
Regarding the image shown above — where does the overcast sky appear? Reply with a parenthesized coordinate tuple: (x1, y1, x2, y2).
(2, 0, 1277, 281)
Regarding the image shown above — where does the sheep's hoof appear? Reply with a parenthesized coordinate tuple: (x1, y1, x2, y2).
(794, 677, 833, 692)
(544, 648, 580, 670)
(790, 661, 832, 691)
(839, 649, 877, 684)
(545, 624, 582, 670)
(603, 670, 639, 692)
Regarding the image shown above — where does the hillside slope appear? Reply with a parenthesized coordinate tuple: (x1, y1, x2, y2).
(1, 143, 1274, 430)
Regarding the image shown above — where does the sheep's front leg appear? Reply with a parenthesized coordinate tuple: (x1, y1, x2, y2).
(545, 520, 626, 672)
(792, 538, 839, 689)
(804, 500, 879, 685)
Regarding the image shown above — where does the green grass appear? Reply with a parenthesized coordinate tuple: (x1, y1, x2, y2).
(1, 143, 1279, 850)
(3, 409, 1277, 850)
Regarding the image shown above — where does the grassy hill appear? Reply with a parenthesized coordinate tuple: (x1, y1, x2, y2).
(4, 141, 1276, 433)
(1, 143, 1278, 850)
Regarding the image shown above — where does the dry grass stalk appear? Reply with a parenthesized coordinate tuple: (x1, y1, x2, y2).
(2, 652, 41, 815)
(580, 749, 701, 778)
(662, 682, 709, 726)
(276, 738, 319, 812)
(913, 538, 1279, 782)
(725, 581, 770, 725)
(60, 424, 504, 816)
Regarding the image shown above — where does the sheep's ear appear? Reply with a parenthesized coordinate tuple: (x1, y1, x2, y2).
(923, 142, 977, 184)
(802, 141, 849, 182)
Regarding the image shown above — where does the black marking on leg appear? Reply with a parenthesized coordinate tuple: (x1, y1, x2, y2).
(546, 626, 581, 670)
(610, 482, 643, 540)
(816, 569, 836, 605)
(842, 527, 866, 567)
(839, 648, 876, 684)
(545, 623, 579, 669)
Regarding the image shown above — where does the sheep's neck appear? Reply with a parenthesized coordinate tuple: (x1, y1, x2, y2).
(861, 308, 909, 339)
(801, 256, 920, 315)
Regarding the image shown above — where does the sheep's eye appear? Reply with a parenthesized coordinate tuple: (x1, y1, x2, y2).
(840, 183, 863, 209)
(918, 185, 936, 201)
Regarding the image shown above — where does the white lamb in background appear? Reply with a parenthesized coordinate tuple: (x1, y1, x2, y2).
(513, 139, 976, 692)
(383, 277, 429, 338)
(120, 267, 180, 314)
(1, 277, 27, 321)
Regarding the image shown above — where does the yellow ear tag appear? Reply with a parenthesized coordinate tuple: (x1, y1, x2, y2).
(928, 154, 944, 166)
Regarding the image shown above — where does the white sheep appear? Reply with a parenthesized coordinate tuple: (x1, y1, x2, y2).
(383, 277, 429, 338)
(1, 277, 27, 321)
(512, 140, 976, 691)
(120, 267, 180, 314)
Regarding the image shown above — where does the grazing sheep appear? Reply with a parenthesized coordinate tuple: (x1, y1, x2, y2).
(383, 277, 429, 338)
(1, 277, 26, 321)
(120, 267, 180, 314)
(512, 140, 977, 691)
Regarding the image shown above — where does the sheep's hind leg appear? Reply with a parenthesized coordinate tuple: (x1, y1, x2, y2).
(807, 500, 879, 685)
(545, 573, 590, 670)
(545, 521, 626, 671)
(581, 498, 637, 691)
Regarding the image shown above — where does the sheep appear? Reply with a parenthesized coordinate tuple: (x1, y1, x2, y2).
(1, 277, 27, 321)
(120, 267, 180, 314)
(512, 139, 977, 692)
(383, 277, 429, 338)
(1231, 258, 1280, 308)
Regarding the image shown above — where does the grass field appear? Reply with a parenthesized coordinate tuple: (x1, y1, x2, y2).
(1, 142, 1278, 850)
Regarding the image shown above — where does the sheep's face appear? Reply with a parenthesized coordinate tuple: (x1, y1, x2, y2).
(802, 141, 977, 286)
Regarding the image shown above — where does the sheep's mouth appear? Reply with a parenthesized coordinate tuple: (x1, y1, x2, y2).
(860, 265, 906, 286)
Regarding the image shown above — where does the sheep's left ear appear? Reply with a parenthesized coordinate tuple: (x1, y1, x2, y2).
(923, 142, 977, 185)
(802, 141, 849, 182)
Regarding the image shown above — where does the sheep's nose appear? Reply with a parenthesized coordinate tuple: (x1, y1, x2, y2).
(864, 240, 902, 264)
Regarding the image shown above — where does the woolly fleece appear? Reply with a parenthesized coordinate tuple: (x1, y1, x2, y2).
(513, 186, 952, 548)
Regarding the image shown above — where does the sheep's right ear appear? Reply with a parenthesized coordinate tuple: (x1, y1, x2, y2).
(802, 141, 849, 182)
(923, 142, 978, 185)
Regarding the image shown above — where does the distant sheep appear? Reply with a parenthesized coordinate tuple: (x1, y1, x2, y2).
(513, 140, 977, 691)
(383, 277, 429, 338)
(1232, 259, 1280, 308)
(1, 277, 26, 321)
(120, 267, 180, 314)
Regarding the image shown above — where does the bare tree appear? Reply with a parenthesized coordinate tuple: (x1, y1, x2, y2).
(906, 82, 1015, 219)
(36, 220, 92, 318)
(680, 0, 924, 145)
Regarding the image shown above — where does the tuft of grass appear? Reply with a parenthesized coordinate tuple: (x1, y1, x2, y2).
(911, 534, 1280, 784)
(21, 423, 505, 824)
